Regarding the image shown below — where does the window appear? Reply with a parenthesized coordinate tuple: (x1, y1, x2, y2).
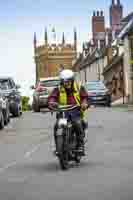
(9, 79, 15, 88)
(85, 81, 106, 91)
(39, 79, 60, 87)
(0, 79, 12, 90)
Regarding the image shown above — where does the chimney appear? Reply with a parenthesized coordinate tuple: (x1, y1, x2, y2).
(74, 28, 77, 51)
(101, 11, 103, 16)
(44, 27, 48, 45)
(117, 0, 120, 5)
(33, 32, 37, 49)
(62, 32, 65, 45)
(112, 0, 115, 5)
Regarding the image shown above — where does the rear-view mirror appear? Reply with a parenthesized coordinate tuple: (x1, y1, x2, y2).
(30, 85, 35, 89)
(16, 84, 21, 89)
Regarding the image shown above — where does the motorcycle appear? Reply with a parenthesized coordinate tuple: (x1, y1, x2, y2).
(51, 104, 86, 170)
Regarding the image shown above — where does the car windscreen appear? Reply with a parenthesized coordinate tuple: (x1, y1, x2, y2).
(85, 82, 106, 91)
(0, 79, 11, 90)
(40, 80, 60, 87)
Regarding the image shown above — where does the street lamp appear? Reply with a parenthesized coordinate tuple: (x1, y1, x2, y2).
(95, 49, 101, 81)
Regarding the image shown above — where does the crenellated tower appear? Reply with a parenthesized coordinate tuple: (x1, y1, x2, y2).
(33, 28, 77, 81)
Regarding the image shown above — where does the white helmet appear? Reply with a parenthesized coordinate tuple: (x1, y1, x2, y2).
(59, 69, 74, 81)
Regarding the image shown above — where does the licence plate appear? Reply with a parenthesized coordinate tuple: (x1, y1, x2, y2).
(39, 95, 48, 98)
(96, 97, 102, 100)
(56, 129, 63, 136)
(2, 101, 6, 109)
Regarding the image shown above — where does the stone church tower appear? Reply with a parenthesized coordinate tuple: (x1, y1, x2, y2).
(33, 28, 77, 83)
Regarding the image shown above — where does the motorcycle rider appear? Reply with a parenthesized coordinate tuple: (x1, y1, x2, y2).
(48, 69, 89, 154)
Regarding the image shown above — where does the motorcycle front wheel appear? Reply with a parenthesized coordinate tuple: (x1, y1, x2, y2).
(56, 129, 69, 170)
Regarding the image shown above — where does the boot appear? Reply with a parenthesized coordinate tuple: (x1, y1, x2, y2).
(77, 139, 85, 156)
(82, 120, 88, 131)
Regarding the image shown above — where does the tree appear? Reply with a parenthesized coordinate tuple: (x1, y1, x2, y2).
(21, 96, 30, 111)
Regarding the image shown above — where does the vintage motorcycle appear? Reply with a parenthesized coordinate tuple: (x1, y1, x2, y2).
(51, 104, 86, 170)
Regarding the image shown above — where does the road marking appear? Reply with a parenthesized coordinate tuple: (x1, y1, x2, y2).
(24, 143, 42, 158)
(0, 142, 44, 173)
(0, 134, 50, 174)
(0, 161, 17, 173)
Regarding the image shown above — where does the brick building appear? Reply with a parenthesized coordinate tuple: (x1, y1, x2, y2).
(110, 0, 123, 36)
(92, 10, 105, 48)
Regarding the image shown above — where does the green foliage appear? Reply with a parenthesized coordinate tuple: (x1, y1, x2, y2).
(21, 96, 30, 111)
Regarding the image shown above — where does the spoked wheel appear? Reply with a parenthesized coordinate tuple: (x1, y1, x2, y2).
(56, 129, 69, 170)
(59, 151, 69, 170)
(75, 154, 81, 164)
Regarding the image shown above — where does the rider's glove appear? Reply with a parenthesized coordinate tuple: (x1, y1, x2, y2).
(48, 102, 58, 110)
(81, 102, 88, 111)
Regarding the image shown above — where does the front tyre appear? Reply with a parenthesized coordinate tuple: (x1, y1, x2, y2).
(13, 104, 20, 117)
(56, 129, 69, 170)
(0, 113, 4, 130)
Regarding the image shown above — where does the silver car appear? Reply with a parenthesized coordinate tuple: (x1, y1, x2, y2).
(0, 90, 10, 129)
(85, 81, 111, 107)
(32, 77, 60, 112)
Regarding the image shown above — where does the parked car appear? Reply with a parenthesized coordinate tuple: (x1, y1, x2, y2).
(0, 90, 10, 129)
(0, 77, 22, 117)
(0, 97, 4, 130)
(84, 81, 111, 107)
(31, 77, 60, 112)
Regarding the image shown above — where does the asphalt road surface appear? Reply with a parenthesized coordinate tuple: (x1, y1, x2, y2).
(0, 107, 133, 200)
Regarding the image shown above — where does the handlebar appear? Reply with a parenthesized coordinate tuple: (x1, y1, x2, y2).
(49, 104, 80, 112)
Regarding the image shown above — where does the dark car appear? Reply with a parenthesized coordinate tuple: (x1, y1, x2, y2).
(84, 81, 111, 107)
(0, 77, 22, 117)
(31, 77, 60, 112)
(0, 98, 4, 130)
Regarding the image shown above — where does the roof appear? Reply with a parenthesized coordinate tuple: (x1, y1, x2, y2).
(85, 80, 104, 84)
(80, 47, 108, 70)
(121, 12, 133, 23)
(118, 18, 133, 39)
(103, 54, 124, 74)
(0, 76, 13, 80)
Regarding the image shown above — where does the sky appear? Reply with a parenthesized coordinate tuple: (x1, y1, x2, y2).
(0, 0, 132, 102)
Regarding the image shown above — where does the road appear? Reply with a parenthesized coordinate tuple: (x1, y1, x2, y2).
(0, 108, 133, 200)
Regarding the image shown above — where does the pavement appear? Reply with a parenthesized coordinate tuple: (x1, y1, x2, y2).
(0, 108, 133, 199)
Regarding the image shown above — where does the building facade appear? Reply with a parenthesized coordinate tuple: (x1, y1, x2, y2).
(34, 29, 77, 82)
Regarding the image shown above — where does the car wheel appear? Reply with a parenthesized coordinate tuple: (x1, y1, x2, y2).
(33, 103, 40, 112)
(12, 104, 20, 117)
(105, 100, 111, 107)
(0, 113, 4, 130)
(7, 109, 10, 123)
(4, 111, 8, 125)
(105, 95, 111, 107)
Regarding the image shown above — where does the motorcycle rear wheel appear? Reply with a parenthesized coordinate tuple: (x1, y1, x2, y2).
(75, 154, 81, 164)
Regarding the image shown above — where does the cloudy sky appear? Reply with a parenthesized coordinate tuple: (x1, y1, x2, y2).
(0, 0, 132, 100)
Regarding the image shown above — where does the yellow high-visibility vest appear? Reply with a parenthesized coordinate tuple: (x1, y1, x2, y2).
(58, 81, 84, 119)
